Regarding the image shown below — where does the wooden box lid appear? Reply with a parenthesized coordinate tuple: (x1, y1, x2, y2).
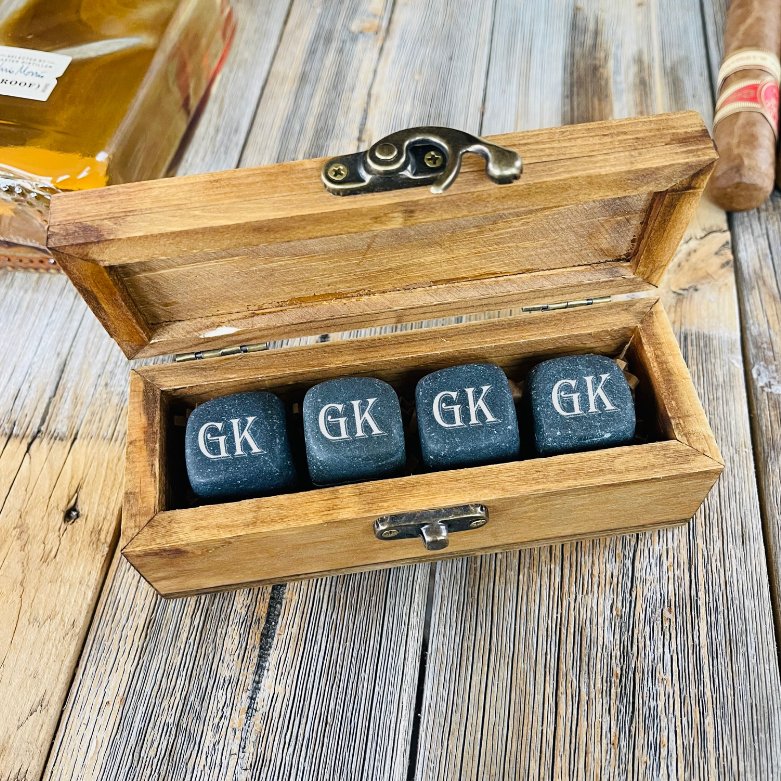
(46, 111, 716, 360)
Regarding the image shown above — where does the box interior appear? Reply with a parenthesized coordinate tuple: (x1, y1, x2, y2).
(150, 300, 670, 513)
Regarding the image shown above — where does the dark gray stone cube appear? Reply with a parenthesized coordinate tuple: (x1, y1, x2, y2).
(303, 376, 406, 485)
(416, 363, 520, 470)
(527, 354, 635, 456)
(185, 391, 297, 500)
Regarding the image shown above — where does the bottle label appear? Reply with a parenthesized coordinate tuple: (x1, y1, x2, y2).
(0, 46, 71, 101)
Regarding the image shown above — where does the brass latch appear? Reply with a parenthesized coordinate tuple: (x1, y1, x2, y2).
(374, 503, 488, 550)
(322, 127, 521, 196)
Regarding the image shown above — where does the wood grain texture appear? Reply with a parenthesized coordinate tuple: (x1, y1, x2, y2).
(45, 253, 152, 359)
(45, 2, 431, 779)
(106, 0, 237, 186)
(47, 113, 716, 359)
(631, 302, 722, 462)
(127, 440, 719, 597)
(703, 0, 781, 678)
(240, 0, 395, 166)
(36, 1, 781, 781)
(175, 0, 293, 175)
(411, 0, 781, 778)
(134, 262, 649, 360)
(0, 272, 125, 781)
(46, 556, 426, 781)
(121, 374, 167, 547)
(727, 199, 781, 640)
(631, 186, 713, 285)
(0, 2, 292, 779)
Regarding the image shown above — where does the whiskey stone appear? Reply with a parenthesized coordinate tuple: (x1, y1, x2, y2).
(416, 363, 521, 470)
(527, 354, 635, 456)
(303, 377, 406, 485)
(185, 391, 297, 500)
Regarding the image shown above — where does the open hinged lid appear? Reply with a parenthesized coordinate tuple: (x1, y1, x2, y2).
(47, 111, 717, 360)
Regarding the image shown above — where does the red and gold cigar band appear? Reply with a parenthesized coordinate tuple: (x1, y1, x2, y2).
(715, 79, 780, 136)
(714, 48, 781, 137)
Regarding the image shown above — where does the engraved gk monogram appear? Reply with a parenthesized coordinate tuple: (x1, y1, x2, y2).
(318, 398, 386, 441)
(551, 374, 618, 417)
(198, 416, 266, 459)
(432, 385, 499, 429)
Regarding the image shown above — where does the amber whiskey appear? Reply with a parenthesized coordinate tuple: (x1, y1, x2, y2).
(0, 0, 234, 269)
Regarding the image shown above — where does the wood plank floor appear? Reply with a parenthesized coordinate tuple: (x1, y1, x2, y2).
(0, 0, 779, 779)
(413, 2, 781, 778)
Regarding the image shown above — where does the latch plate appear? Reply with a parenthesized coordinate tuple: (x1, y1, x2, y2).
(374, 503, 488, 551)
(322, 126, 521, 196)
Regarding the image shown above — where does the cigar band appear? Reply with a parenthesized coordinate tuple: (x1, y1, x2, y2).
(714, 78, 780, 137)
(717, 49, 781, 91)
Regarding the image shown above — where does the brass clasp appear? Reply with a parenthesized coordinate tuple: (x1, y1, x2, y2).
(322, 127, 521, 195)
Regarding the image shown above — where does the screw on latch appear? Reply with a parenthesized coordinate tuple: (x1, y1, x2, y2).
(423, 149, 444, 168)
(381, 528, 399, 539)
(469, 518, 486, 529)
(326, 162, 349, 181)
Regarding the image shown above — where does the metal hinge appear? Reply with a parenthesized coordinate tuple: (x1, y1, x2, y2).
(175, 342, 269, 363)
(521, 295, 611, 313)
(174, 297, 610, 361)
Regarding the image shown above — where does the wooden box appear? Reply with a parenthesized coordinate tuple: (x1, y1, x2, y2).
(47, 111, 723, 598)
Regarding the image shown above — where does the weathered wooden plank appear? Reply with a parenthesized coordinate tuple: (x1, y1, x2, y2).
(360, 0, 495, 140)
(0, 3, 292, 780)
(702, 0, 781, 658)
(46, 557, 425, 781)
(0, 274, 124, 781)
(45, 2, 432, 780)
(726, 197, 781, 637)
(241, 0, 396, 165)
(413, 1, 781, 778)
(176, 0, 293, 174)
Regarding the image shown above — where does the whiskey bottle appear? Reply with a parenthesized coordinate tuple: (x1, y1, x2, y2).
(0, 0, 234, 270)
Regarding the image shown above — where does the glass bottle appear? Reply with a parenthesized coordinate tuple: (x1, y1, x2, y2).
(0, 0, 234, 270)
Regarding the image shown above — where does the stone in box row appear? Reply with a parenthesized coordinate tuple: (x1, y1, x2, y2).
(184, 353, 636, 501)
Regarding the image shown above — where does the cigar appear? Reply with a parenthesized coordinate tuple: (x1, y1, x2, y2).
(708, 0, 781, 212)
(777, 135, 781, 191)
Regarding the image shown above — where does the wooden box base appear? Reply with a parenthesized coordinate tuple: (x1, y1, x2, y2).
(123, 298, 722, 597)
